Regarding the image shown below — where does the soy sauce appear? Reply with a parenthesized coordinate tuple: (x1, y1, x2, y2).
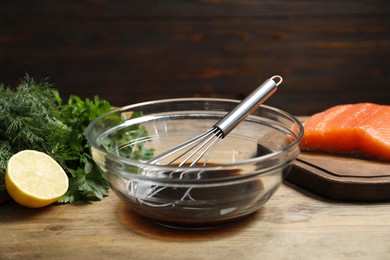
(113, 144, 279, 229)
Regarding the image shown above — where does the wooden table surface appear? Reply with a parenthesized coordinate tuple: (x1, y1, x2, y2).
(1, 181, 389, 260)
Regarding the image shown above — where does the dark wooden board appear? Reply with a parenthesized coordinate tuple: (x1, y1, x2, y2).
(288, 152, 390, 201)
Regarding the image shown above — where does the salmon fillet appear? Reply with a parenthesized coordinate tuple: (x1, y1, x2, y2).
(300, 103, 390, 161)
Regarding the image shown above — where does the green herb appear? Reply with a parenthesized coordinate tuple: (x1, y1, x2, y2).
(0, 76, 71, 203)
(100, 111, 155, 161)
(0, 76, 69, 160)
(0, 75, 153, 204)
(55, 95, 112, 203)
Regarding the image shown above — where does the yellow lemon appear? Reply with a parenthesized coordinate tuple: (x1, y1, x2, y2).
(5, 150, 69, 208)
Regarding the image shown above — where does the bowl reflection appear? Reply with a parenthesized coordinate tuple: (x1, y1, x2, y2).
(86, 98, 303, 229)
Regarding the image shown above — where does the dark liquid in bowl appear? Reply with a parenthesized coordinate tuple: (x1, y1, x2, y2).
(112, 144, 282, 229)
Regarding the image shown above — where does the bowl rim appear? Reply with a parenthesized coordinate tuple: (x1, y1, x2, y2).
(86, 97, 304, 171)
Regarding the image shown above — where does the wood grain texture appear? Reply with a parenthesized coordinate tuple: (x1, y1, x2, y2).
(1, 183, 390, 259)
(0, 0, 389, 114)
(289, 152, 390, 201)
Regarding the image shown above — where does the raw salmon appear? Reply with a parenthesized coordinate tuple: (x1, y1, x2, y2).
(300, 103, 390, 161)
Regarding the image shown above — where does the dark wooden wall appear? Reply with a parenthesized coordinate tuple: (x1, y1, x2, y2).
(1, 0, 389, 115)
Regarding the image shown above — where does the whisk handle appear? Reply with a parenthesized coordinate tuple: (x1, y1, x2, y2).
(214, 75, 282, 137)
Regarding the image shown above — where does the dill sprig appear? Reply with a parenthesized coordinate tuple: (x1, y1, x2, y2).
(0, 75, 154, 204)
(0, 76, 70, 162)
(0, 75, 111, 203)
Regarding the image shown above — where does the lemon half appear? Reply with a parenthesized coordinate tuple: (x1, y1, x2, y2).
(5, 150, 69, 208)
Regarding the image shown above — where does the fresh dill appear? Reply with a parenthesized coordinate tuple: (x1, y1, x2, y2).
(0, 75, 152, 204)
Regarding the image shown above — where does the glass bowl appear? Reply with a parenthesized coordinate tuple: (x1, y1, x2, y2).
(86, 98, 303, 229)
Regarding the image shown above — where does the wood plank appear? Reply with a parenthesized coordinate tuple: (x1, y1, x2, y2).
(1, 0, 389, 18)
(0, 1, 389, 114)
(1, 184, 390, 259)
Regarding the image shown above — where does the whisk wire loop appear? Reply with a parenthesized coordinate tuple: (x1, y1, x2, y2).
(148, 128, 214, 165)
(148, 75, 281, 168)
(137, 75, 282, 208)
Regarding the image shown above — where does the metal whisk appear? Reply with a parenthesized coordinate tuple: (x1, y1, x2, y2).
(149, 75, 283, 167)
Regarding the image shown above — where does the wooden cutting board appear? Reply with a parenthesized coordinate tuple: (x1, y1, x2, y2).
(287, 152, 390, 201)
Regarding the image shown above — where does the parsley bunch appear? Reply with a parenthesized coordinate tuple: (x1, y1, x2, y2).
(0, 75, 113, 203)
(55, 95, 112, 203)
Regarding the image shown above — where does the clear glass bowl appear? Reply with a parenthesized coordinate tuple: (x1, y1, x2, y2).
(86, 98, 304, 229)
